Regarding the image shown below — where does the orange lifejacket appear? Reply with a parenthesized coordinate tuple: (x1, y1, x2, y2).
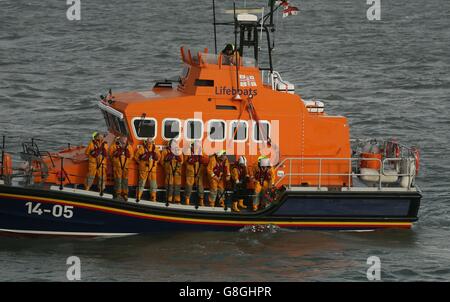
(89, 140, 107, 158)
(213, 159, 228, 178)
(255, 168, 272, 185)
(164, 149, 182, 163)
(233, 164, 248, 181)
(112, 145, 131, 159)
(138, 144, 157, 161)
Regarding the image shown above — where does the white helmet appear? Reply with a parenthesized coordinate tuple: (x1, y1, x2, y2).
(260, 158, 270, 167)
(238, 156, 247, 166)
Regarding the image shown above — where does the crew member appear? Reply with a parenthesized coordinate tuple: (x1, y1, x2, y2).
(134, 138, 160, 202)
(207, 150, 230, 207)
(251, 156, 275, 211)
(184, 140, 208, 206)
(161, 139, 183, 203)
(221, 43, 240, 65)
(109, 136, 133, 201)
(85, 132, 108, 192)
(231, 156, 250, 212)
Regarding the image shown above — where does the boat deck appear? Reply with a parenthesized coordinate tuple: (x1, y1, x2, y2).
(49, 185, 234, 213)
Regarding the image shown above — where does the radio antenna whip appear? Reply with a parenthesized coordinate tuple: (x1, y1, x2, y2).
(212, 0, 218, 54)
(233, 1, 241, 100)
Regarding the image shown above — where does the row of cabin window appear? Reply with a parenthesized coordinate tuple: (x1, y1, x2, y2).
(132, 118, 271, 142)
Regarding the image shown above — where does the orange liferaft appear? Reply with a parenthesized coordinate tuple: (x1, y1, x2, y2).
(360, 152, 382, 170)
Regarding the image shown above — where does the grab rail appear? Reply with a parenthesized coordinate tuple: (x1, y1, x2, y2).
(275, 156, 416, 190)
(1, 135, 5, 178)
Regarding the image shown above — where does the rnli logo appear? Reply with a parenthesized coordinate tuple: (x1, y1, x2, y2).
(215, 74, 258, 96)
(239, 74, 257, 87)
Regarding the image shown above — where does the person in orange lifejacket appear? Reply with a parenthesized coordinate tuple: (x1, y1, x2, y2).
(221, 43, 240, 66)
(134, 138, 160, 202)
(183, 140, 208, 206)
(207, 150, 231, 207)
(251, 156, 275, 211)
(109, 136, 133, 201)
(231, 156, 250, 212)
(161, 139, 183, 203)
(85, 132, 108, 192)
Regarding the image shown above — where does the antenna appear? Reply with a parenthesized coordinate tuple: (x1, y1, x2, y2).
(233, 1, 241, 100)
(212, 0, 217, 54)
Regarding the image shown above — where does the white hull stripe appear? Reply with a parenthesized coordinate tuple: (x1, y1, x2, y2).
(0, 228, 138, 237)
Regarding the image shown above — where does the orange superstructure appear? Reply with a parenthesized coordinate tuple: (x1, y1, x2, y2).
(38, 47, 350, 190)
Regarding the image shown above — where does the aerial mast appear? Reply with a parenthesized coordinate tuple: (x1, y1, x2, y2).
(212, 0, 218, 54)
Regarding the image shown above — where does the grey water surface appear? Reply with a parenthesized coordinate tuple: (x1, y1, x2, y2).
(0, 0, 449, 281)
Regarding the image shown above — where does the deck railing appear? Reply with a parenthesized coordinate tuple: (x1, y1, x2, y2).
(0, 135, 5, 178)
(274, 156, 416, 190)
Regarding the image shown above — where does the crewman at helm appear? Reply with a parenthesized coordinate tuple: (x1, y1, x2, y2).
(160, 139, 183, 203)
(85, 132, 108, 192)
(207, 150, 231, 208)
(109, 136, 133, 201)
(251, 156, 275, 211)
(231, 156, 250, 212)
(134, 138, 160, 202)
(183, 140, 209, 206)
(221, 43, 240, 66)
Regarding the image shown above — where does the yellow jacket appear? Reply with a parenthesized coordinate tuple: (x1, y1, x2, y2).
(231, 164, 250, 184)
(207, 156, 230, 181)
(251, 165, 275, 187)
(184, 148, 208, 178)
(109, 143, 133, 170)
(161, 149, 183, 175)
(134, 143, 160, 174)
(85, 140, 108, 166)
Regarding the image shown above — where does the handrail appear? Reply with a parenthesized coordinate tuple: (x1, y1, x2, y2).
(275, 156, 416, 190)
(1, 135, 5, 178)
(350, 138, 418, 158)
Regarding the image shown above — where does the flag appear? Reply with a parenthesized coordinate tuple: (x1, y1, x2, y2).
(279, 1, 290, 8)
(272, 0, 290, 8)
(239, 74, 257, 87)
(282, 4, 299, 18)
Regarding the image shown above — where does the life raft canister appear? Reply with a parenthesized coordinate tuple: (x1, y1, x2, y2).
(360, 152, 382, 170)
(360, 142, 382, 170)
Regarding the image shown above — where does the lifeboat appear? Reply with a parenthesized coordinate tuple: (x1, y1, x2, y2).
(0, 1, 421, 237)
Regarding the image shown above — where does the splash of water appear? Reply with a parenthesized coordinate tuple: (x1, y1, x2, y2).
(239, 224, 283, 233)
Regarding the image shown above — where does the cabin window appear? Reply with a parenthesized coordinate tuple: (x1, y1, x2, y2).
(163, 118, 181, 140)
(253, 121, 271, 142)
(107, 114, 116, 131)
(102, 111, 111, 128)
(216, 105, 237, 110)
(185, 119, 203, 140)
(102, 110, 116, 132)
(194, 79, 214, 87)
(230, 120, 248, 142)
(110, 115, 128, 136)
(208, 120, 226, 142)
(116, 117, 129, 137)
(133, 118, 157, 139)
(100, 109, 129, 137)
